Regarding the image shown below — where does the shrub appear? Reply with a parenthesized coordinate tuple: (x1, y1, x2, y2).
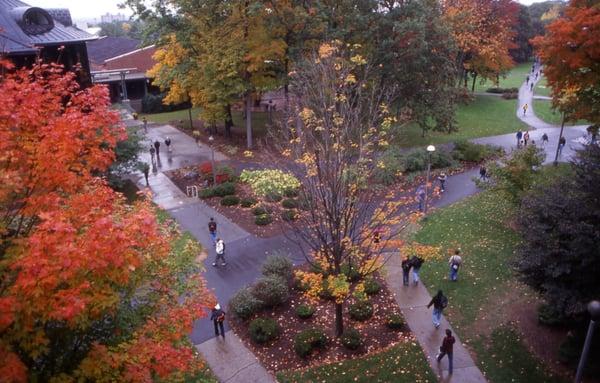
(281, 198, 298, 209)
(452, 140, 502, 163)
(220, 195, 240, 206)
(341, 328, 362, 350)
(249, 318, 280, 344)
(402, 149, 456, 173)
(241, 197, 258, 208)
(296, 304, 315, 319)
(386, 313, 405, 330)
(341, 263, 361, 283)
(349, 300, 373, 321)
(141, 93, 190, 113)
(294, 328, 327, 358)
(252, 205, 270, 216)
(373, 147, 405, 185)
(363, 277, 381, 296)
(199, 188, 215, 199)
(486, 87, 519, 94)
(215, 164, 236, 181)
(229, 288, 263, 320)
(255, 214, 273, 226)
(281, 210, 298, 222)
(265, 192, 283, 202)
(537, 303, 567, 327)
(240, 169, 301, 197)
(262, 253, 293, 280)
(199, 162, 213, 176)
(284, 188, 299, 198)
(501, 92, 518, 99)
(212, 182, 236, 197)
(251, 276, 289, 307)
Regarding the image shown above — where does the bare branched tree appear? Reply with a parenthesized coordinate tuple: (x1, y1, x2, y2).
(275, 42, 417, 336)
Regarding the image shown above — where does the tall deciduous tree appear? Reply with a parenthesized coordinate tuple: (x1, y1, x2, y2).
(280, 43, 416, 337)
(0, 61, 213, 382)
(532, 0, 600, 125)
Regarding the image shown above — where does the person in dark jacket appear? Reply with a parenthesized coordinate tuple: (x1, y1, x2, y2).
(154, 139, 161, 156)
(427, 290, 448, 328)
(208, 217, 217, 243)
(210, 303, 226, 338)
(165, 136, 172, 152)
(401, 255, 412, 286)
(437, 329, 456, 374)
(411, 256, 424, 285)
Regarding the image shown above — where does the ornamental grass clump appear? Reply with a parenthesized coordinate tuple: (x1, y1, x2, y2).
(240, 169, 300, 198)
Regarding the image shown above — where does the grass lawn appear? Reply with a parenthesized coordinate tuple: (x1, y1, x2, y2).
(141, 107, 271, 137)
(533, 99, 589, 126)
(472, 62, 532, 93)
(534, 77, 551, 97)
(413, 168, 570, 383)
(394, 95, 526, 147)
(276, 341, 436, 383)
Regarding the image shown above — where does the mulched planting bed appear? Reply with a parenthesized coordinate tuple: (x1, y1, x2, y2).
(165, 165, 299, 238)
(229, 273, 409, 372)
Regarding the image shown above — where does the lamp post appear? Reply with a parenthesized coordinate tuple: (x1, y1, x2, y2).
(208, 135, 216, 185)
(575, 300, 600, 383)
(424, 145, 436, 214)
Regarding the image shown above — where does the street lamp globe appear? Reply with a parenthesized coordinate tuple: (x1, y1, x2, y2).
(427, 145, 436, 152)
(589, 300, 600, 321)
(208, 135, 214, 143)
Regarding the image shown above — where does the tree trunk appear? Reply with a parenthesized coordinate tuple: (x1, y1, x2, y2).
(188, 106, 194, 130)
(245, 92, 253, 149)
(471, 73, 477, 92)
(335, 303, 344, 337)
(225, 104, 233, 139)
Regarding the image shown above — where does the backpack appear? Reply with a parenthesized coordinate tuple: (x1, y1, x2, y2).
(412, 257, 424, 268)
(440, 296, 448, 309)
(217, 312, 225, 322)
(208, 221, 217, 232)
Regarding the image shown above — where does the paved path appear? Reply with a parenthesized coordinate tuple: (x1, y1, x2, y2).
(385, 253, 487, 382)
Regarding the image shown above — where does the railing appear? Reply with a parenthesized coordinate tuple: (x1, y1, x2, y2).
(186, 185, 198, 198)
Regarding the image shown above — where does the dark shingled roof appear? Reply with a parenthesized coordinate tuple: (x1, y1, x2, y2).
(0, 0, 95, 55)
(87, 36, 140, 68)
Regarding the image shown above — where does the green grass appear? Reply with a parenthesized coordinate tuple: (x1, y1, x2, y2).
(472, 62, 532, 92)
(533, 99, 588, 126)
(276, 341, 436, 383)
(142, 107, 271, 137)
(534, 77, 551, 97)
(412, 172, 570, 383)
(394, 95, 526, 147)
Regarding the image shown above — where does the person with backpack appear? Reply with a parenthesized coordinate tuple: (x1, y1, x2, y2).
(427, 290, 448, 328)
(208, 217, 217, 243)
(558, 136, 566, 156)
(411, 255, 424, 285)
(165, 136, 172, 152)
(210, 303, 226, 338)
(541, 133, 549, 147)
(438, 172, 447, 193)
(516, 131, 523, 148)
(437, 329, 456, 374)
(449, 249, 463, 281)
(213, 238, 226, 267)
(401, 255, 412, 287)
(154, 139, 161, 157)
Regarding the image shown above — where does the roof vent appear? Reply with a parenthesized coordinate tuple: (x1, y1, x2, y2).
(11, 7, 55, 35)
(47, 9, 73, 27)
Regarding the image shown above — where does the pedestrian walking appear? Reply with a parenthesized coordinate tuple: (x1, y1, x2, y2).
(427, 290, 448, 328)
(523, 131, 530, 146)
(154, 139, 161, 156)
(149, 146, 156, 163)
(542, 133, 549, 146)
(530, 82, 534, 91)
(449, 249, 463, 281)
(535, 71, 539, 80)
(208, 217, 217, 243)
(210, 303, 226, 338)
(516, 130, 523, 147)
(213, 238, 227, 267)
(437, 329, 456, 374)
(401, 255, 412, 286)
(522, 103, 528, 116)
(411, 255, 424, 285)
(438, 172, 447, 192)
(526, 75, 529, 84)
(141, 162, 150, 186)
(416, 185, 426, 212)
(142, 116, 148, 133)
(165, 136, 172, 152)
(479, 165, 487, 180)
(558, 136, 566, 156)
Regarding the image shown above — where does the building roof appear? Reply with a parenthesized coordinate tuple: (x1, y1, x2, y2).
(87, 36, 140, 69)
(103, 45, 157, 74)
(0, 0, 95, 55)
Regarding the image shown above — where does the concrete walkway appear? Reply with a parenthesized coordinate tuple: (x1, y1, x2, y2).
(385, 252, 487, 382)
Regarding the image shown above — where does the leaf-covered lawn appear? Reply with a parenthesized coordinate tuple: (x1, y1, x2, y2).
(394, 95, 526, 147)
(276, 340, 436, 383)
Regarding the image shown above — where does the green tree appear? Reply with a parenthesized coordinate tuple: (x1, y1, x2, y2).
(510, 4, 534, 63)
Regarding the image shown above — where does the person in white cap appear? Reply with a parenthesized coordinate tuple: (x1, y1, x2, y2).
(210, 303, 226, 338)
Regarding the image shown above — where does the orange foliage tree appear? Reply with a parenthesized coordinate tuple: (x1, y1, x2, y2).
(442, 0, 519, 89)
(0, 61, 213, 382)
(532, 0, 600, 125)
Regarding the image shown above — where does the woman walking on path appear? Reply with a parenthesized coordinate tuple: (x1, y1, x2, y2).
(427, 290, 448, 328)
(522, 103, 528, 116)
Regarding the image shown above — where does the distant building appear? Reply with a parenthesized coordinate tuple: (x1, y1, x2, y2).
(100, 13, 127, 24)
(87, 36, 158, 109)
(0, 0, 96, 82)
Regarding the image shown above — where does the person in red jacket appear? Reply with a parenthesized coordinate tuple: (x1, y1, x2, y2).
(437, 329, 456, 374)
